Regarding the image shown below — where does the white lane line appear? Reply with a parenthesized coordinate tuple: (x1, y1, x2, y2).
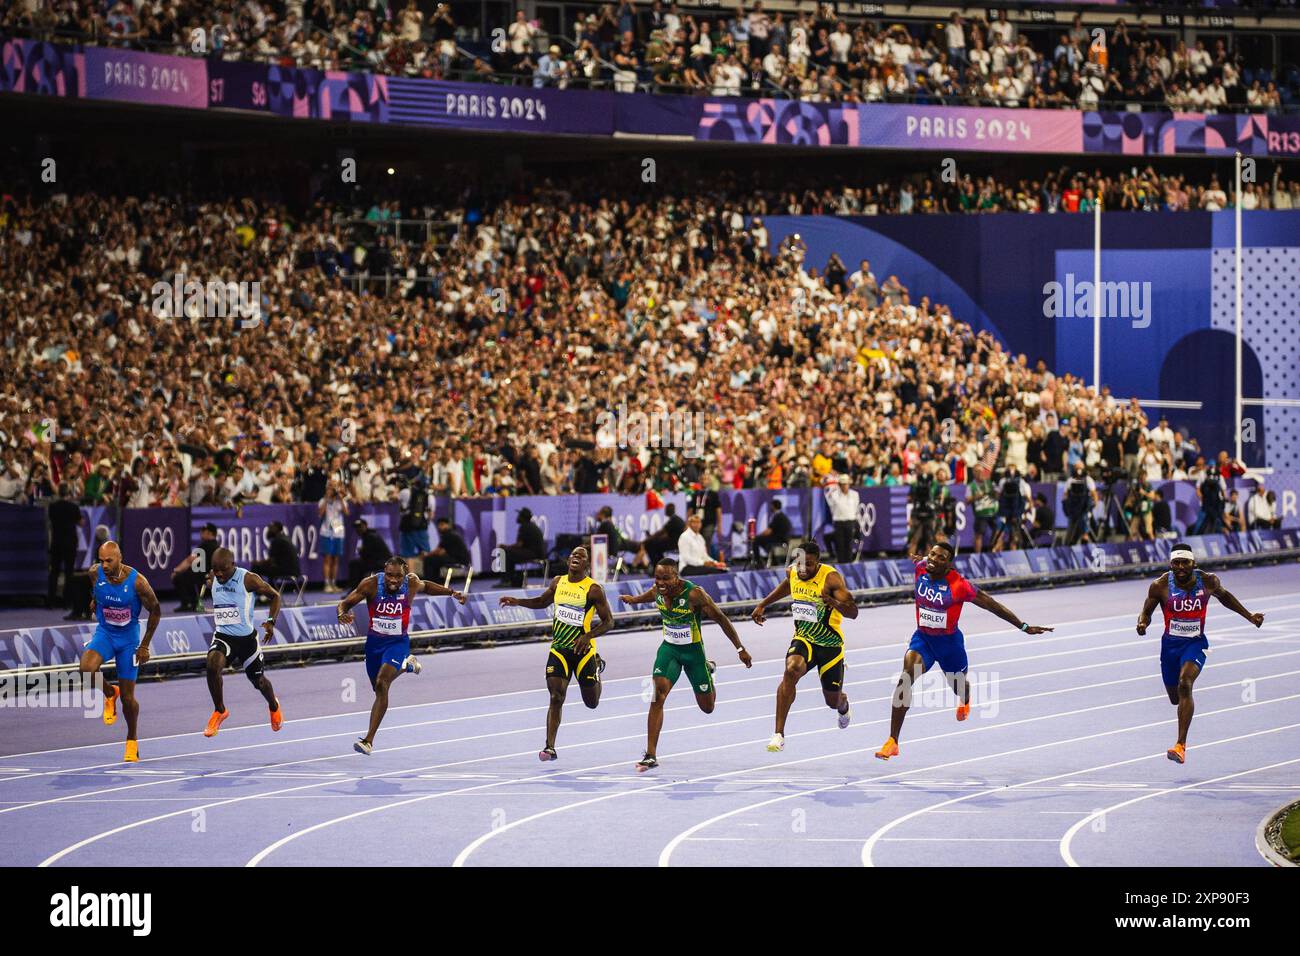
(656, 693, 1300, 869)
(30, 630, 1300, 866)
(7, 589, 1293, 761)
(0, 612, 1200, 775)
(10, 625, 1299, 823)
(9, 604, 1295, 784)
(257, 652, 1300, 870)
(1060, 755, 1300, 867)
(861, 722, 1300, 867)
(460, 667, 1300, 868)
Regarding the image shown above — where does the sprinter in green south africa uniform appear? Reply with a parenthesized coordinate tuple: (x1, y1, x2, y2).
(621, 558, 752, 771)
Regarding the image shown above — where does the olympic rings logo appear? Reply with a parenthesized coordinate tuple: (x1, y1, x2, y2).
(857, 502, 877, 538)
(140, 527, 175, 569)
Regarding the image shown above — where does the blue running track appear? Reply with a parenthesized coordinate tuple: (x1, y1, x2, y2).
(1, 566, 1297, 867)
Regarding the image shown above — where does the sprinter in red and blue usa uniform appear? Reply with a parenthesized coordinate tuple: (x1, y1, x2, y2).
(1136, 544, 1264, 764)
(875, 540, 1053, 761)
(337, 556, 467, 755)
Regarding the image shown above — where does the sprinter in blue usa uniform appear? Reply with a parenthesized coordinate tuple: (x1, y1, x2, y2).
(202, 547, 285, 738)
(338, 556, 467, 755)
(79, 541, 162, 762)
(1137, 544, 1264, 763)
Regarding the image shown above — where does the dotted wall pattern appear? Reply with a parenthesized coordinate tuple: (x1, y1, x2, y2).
(1210, 247, 1300, 467)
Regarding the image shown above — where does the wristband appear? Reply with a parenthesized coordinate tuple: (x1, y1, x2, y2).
(1019, 622, 1029, 632)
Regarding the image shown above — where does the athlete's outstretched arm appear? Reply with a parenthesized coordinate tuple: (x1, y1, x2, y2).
(620, 585, 658, 606)
(1205, 573, 1265, 628)
(691, 587, 752, 666)
(337, 576, 377, 625)
(971, 589, 1053, 635)
(823, 570, 858, 619)
(244, 572, 282, 641)
(1136, 578, 1164, 635)
(413, 574, 466, 604)
(751, 577, 791, 626)
(135, 574, 161, 665)
(498, 576, 559, 610)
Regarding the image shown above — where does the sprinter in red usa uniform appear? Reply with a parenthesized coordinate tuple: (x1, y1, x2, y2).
(1137, 543, 1264, 764)
(876, 541, 1053, 760)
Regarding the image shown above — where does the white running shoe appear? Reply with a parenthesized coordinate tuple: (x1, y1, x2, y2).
(766, 733, 785, 752)
(353, 738, 373, 756)
(837, 702, 851, 730)
(403, 654, 422, 675)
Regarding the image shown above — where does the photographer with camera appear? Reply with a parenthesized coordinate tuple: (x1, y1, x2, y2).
(992, 464, 1032, 552)
(397, 471, 431, 561)
(1063, 462, 1098, 545)
(1192, 467, 1228, 535)
(1124, 474, 1160, 540)
(906, 462, 941, 557)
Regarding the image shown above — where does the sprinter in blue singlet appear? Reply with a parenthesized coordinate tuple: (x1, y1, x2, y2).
(79, 541, 162, 763)
(202, 547, 285, 738)
(337, 556, 468, 755)
(1137, 543, 1265, 764)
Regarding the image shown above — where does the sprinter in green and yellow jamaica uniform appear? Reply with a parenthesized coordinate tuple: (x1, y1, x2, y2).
(499, 547, 613, 762)
(751, 539, 859, 752)
(620, 558, 752, 771)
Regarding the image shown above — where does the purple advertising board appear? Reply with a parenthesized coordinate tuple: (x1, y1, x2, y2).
(0, 504, 48, 596)
(9, 34, 1300, 158)
(855, 103, 1083, 154)
(0, 36, 83, 97)
(120, 507, 191, 592)
(83, 46, 205, 109)
(387, 77, 613, 134)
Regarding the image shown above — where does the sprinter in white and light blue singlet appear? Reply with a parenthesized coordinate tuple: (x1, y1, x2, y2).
(202, 548, 285, 738)
(78, 540, 162, 763)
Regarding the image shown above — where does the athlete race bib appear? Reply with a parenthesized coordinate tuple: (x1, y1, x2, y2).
(1168, 618, 1202, 639)
(791, 601, 819, 624)
(663, 622, 693, 645)
(212, 605, 241, 628)
(370, 615, 403, 637)
(918, 606, 949, 630)
(555, 604, 587, 628)
(102, 606, 132, 627)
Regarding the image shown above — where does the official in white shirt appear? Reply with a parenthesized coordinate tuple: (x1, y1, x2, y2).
(679, 513, 727, 575)
(825, 474, 861, 563)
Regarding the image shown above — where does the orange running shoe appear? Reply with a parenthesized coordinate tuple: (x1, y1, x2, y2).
(1167, 743, 1186, 764)
(956, 700, 971, 722)
(269, 699, 283, 732)
(204, 709, 230, 738)
(124, 739, 139, 763)
(875, 737, 900, 760)
(102, 684, 119, 726)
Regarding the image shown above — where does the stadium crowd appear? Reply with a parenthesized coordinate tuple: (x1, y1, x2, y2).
(3, 1, 1298, 111)
(0, 162, 1242, 530)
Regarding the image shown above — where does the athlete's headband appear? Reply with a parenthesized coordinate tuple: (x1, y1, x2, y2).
(1169, 549, 1195, 562)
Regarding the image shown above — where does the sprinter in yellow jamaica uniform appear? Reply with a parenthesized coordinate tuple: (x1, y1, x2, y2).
(751, 539, 859, 752)
(499, 547, 614, 761)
